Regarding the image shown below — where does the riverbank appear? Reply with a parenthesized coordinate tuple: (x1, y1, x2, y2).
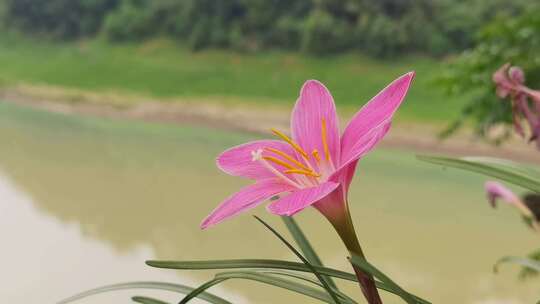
(2, 83, 539, 164)
(0, 37, 463, 122)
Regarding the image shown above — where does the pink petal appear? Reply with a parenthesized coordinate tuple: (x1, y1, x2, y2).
(291, 80, 340, 166)
(496, 86, 510, 98)
(492, 64, 510, 84)
(340, 72, 414, 169)
(509, 66, 525, 84)
(337, 159, 359, 195)
(201, 179, 294, 229)
(523, 86, 540, 103)
(484, 181, 520, 207)
(217, 140, 296, 180)
(267, 182, 339, 216)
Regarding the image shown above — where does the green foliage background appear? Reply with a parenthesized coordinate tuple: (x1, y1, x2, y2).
(0, 0, 533, 57)
(438, 5, 540, 141)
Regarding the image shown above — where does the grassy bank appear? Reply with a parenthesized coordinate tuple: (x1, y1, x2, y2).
(0, 36, 462, 122)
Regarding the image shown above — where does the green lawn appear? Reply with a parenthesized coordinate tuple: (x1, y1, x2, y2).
(0, 36, 462, 122)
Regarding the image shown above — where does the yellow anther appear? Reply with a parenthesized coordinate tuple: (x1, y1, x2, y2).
(265, 147, 310, 171)
(271, 128, 308, 158)
(321, 119, 330, 161)
(262, 156, 296, 170)
(285, 169, 321, 178)
(312, 149, 321, 162)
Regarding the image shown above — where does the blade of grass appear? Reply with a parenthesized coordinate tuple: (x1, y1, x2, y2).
(282, 216, 338, 289)
(179, 279, 228, 304)
(255, 269, 357, 304)
(146, 258, 428, 302)
(254, 215, 342, 304)
(494, 256, 540, 273)
(132, 296, 171, 304)
(417, 155, 540, 192)
(146, 259, 355, 279)
(181, 271, 353, 304)
(217, 271, 347, 304)
(57, 281, 232, 304)
(462, 157, 540, 179)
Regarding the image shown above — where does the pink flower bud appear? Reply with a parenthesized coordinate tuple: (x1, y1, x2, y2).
(508, 66, 525, 84)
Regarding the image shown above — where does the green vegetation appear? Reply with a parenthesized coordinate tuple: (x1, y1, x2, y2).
(1, 0, 537, 126)
(0, 0, 532, 57)
(0, 36, 463, 122)
(439, 4, 540, 139)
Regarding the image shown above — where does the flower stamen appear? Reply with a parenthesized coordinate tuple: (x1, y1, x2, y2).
(312, 149, 321, 163)
(262, 156, 297, 170)
(251, 149, 301, 188)
(271, 128, 308, 158)
(321, 118, 331, 161)
(285, 169, 321, 177)
(265, 147, 310, 171)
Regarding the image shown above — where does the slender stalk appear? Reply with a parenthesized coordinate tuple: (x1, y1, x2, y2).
(322, 203, 383, 304)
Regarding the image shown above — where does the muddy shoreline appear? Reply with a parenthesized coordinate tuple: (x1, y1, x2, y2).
(2, 85, 539, 164)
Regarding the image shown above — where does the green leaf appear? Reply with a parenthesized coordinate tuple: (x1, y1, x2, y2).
(349, 254, 430, 304)
(518, 249, 540, 279)
(147, 258, 356, 280)
(417, 155, 540, 192)
(57, 281, 232, 304)
(182, 269, 349, 302)
(494, 256, 540, 273)
(254, 269, 357, 304)
(217, 271, 349, 304)
(146, 258, 428, 302)
(182, 271, 354, 304)
(179, 278, 228, 304)
(253, 216, 342, 304)
(132, 296, 170, 304)
(282, 216, 338, 289)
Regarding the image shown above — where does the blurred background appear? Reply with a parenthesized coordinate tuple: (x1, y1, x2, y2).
(0, 1, 539, 303)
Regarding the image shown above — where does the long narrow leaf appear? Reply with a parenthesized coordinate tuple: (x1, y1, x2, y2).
(417, 155, 540, 192)
(188, 269, 358, 304)
(179, 266, 356, 304)
(216, 271, 345, 304)
(132, 296, 171, 304)
(255, 270, 357, 304)
(349, 254, 429, 304)
(179, 279, 227, 304)
(466, 157, 540, 179)
(494, 256, 540, 273)
(146, 258, 428, 302)
(282, 216, 338, 289)
(147, 259, 356, 280)
(182, 270, 351, 304)
(57, 281, 232, 304)
(254, 216, 342, 304)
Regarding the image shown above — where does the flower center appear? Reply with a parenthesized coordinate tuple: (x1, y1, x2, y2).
(251, 119, 335, 188)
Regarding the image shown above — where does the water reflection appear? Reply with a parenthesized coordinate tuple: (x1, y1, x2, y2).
(0, 102, 538, 303)
(0, 170, 252, 304)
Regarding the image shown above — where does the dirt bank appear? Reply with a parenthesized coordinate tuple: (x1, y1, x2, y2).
(2, 84, 539, 164)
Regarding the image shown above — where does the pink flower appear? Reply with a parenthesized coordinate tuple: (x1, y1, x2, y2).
(202, 72, 415, 229)
(484, 181, 539, 231)
(492, 64, 540, 148)
(485, 181, 521, 208)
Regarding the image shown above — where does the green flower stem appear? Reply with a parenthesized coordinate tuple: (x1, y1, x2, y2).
(329, 205, 383, 304)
